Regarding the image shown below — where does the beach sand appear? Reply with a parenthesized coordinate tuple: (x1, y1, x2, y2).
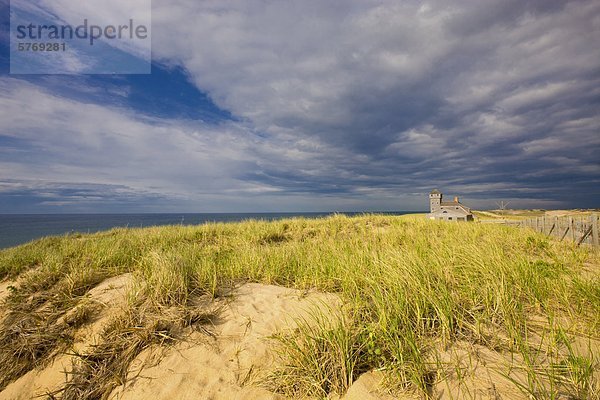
(1, 274, 587, 399)
(1, 276, 359, 399)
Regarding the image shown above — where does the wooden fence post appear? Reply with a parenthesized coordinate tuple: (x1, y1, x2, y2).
(542, 216, 546, 235)
(560, 218, 570, 241)
(547, 216, 557, 238)
(592, 215, 599, 248)
(569, 217, 575, 242)
(577, 225, 593, 246)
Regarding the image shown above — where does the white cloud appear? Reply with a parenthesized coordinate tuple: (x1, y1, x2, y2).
(0, 78, 255, 196)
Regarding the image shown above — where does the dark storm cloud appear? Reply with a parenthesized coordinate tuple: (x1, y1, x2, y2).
(1, 0, 599, 212)
(148, 0, 599, 209)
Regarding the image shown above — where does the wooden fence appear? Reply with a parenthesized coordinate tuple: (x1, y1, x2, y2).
(517, 215, 599, 248)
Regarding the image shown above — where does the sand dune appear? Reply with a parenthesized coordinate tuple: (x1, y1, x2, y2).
(108, 283, 340, 400)
(2, 271, 593, 399)
(0, 274, 133, 400)
(1, 277, 392, 400)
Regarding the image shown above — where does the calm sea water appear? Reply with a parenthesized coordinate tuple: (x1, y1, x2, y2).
(0, 212, 414, 249)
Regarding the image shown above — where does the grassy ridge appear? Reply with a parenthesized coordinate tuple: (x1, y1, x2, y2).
(0, 214, 599, 398)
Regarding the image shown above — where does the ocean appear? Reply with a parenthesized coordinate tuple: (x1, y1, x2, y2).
(0, 212, 415, 249)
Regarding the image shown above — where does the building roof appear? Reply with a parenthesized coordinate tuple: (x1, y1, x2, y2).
(440, 203, 471, 213)
(430, 189, 441, 194)
(430, 207, 471, 216)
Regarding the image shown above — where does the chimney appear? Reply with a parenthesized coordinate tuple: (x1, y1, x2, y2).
(454, 196, 459, 203)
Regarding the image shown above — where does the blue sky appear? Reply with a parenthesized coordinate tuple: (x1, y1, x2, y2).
(1, 0, 599, 213)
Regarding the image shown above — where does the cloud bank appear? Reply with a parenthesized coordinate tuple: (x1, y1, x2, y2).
(1, 0, 599, 211)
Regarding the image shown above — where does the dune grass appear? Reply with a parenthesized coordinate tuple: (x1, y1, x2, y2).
(0, 214, 598, 398)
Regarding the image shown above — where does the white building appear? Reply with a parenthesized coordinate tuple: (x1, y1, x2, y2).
(427, 189, 474, 221)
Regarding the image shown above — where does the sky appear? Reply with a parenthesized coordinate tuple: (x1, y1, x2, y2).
(0, 0, 599, 213)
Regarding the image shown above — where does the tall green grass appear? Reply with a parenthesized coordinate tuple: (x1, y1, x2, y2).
(0, 214, 598, 398)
